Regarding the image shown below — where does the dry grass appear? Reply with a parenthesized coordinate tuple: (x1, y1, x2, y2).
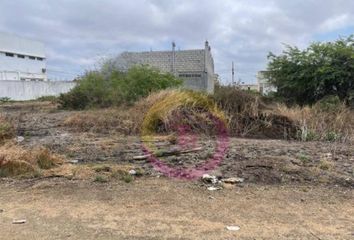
(0, 143, 63, 177)
(276, 103, 354, 143)
(0, 116, 15, 143)
(63, 89, 299, 139)
(213, 86, 298, 139)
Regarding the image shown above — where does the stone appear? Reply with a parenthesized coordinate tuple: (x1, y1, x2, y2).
(222, 177, 244, 184)
(129, 170, 137, 175)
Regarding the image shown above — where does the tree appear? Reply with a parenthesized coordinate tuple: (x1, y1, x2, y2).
(265, 35, 354, 105)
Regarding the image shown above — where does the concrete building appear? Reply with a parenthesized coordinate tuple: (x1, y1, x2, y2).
(110, 41, 217, 93)
(0, 32, 47, 81)
(239, 84, 259, 92)
(257, 71, 277, 95)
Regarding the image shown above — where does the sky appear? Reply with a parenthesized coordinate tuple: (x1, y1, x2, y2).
(0, 0, 353, 83)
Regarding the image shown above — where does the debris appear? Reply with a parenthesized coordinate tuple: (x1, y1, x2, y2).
(207, 186, 222, 191)
(12, 219, 26, 224)
(68, 160, 79, 164)
(133, 147, 203, 160)
(128, 170, 137, 175)
(15, 136, 25, 143)
(226, 225, 240, 231)
(202, 174, 219, 184)
(208, 196, 215, 200)
(222, 177, 244, 184)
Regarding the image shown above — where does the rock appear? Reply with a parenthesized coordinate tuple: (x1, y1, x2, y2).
(202, 174, 218, 184)
(226, 225, 240, 231)
(129, 170, 137, 175)
(15, 136, 25, 143)
(207, 186, 222, 191)
(222, 177, 244, 184)
(12, 219, 26, 224)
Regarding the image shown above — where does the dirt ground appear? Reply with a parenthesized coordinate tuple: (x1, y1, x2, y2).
(0, 101, 353, 239)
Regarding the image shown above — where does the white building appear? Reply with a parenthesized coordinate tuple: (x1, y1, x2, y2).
(257, 71, 277, 95)
(0, 32, 47, 81)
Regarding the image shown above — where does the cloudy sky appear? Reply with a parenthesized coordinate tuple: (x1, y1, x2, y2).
(0, 0, 353, 83)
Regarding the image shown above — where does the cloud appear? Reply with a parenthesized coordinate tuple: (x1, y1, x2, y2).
(0, 0, 353, 82)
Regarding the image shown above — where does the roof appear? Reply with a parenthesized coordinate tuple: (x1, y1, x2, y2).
(0, 32, 45, 58)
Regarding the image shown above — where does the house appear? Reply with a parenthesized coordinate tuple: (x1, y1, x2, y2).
(0, 32, 47, 81)
(110, 41, 217, 93)
(257, 71, 276, 95)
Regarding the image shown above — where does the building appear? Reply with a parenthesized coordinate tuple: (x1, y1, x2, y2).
(0, 32, 47, 81)
(257, 71, 276, 95)
(239, 84, 259, 92)
(110, 41, 217, 93)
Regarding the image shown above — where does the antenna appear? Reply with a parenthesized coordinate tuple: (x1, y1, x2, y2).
(232, 61, 235, 86)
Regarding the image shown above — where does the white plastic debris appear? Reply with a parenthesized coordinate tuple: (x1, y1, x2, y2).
(202, 174, 218, 184)
(69, 160, 79, 164)
(226, 225, 240, 231)
(12, 219, 26, 224)
(15, 136, 25, 143)
(207, 186, 222, 191)
(128, 170, 137, 175)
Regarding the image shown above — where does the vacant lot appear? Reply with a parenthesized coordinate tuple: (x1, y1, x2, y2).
(0, 101, 353, 239)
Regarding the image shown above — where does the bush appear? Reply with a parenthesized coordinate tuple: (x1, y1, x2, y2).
(0, 117, 14, 144)
(276, 100, 354, 143)
(59, 66, 182, 109)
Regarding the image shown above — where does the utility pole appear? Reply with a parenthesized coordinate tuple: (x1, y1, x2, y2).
(232, 61, 235, 86)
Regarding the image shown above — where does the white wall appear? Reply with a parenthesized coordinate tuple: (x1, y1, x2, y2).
(0, 80, 76, 100)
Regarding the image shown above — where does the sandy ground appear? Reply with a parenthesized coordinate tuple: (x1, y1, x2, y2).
(0, 178, 353, 240)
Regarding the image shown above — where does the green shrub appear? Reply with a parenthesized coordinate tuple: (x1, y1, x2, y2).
(59, 66, 182, 109)
(36, 95, 58, 102)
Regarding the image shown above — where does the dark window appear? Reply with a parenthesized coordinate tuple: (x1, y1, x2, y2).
(36, 57, 44, 61)
(17, 54, 25, 58)
(179, 73, 201, 78)
(42, 68, 46, 73)
(29, 56, 36, 60)
(5, 52, 14, 57)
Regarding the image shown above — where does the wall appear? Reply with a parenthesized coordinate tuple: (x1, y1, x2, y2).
(0, 80, 76, 100)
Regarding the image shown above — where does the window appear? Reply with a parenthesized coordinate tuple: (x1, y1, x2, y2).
(5, 52, 14, 57)
(29, 56, 36, 60)
(17, 54, 25, 58)
(36, 57, 44, 61)
(179, 73, 202, 78)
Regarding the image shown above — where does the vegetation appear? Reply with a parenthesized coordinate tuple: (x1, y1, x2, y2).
(0, 116, 14, 143)
(59, 65, 182, 109)
(0, 144, 63, 177)
(265, 35, 354, 106)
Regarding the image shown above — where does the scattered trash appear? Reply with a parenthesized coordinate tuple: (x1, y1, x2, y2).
(207, 186, 222, 191)
(128, 170, 137, 175)
(202, 174, 219, 184)
(222, 177, 244, 184)
(226, 225, 240, 231)
(15, 136, 25, 143)
(12, 219, 26, 224)
(68, 160, 79, 164)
